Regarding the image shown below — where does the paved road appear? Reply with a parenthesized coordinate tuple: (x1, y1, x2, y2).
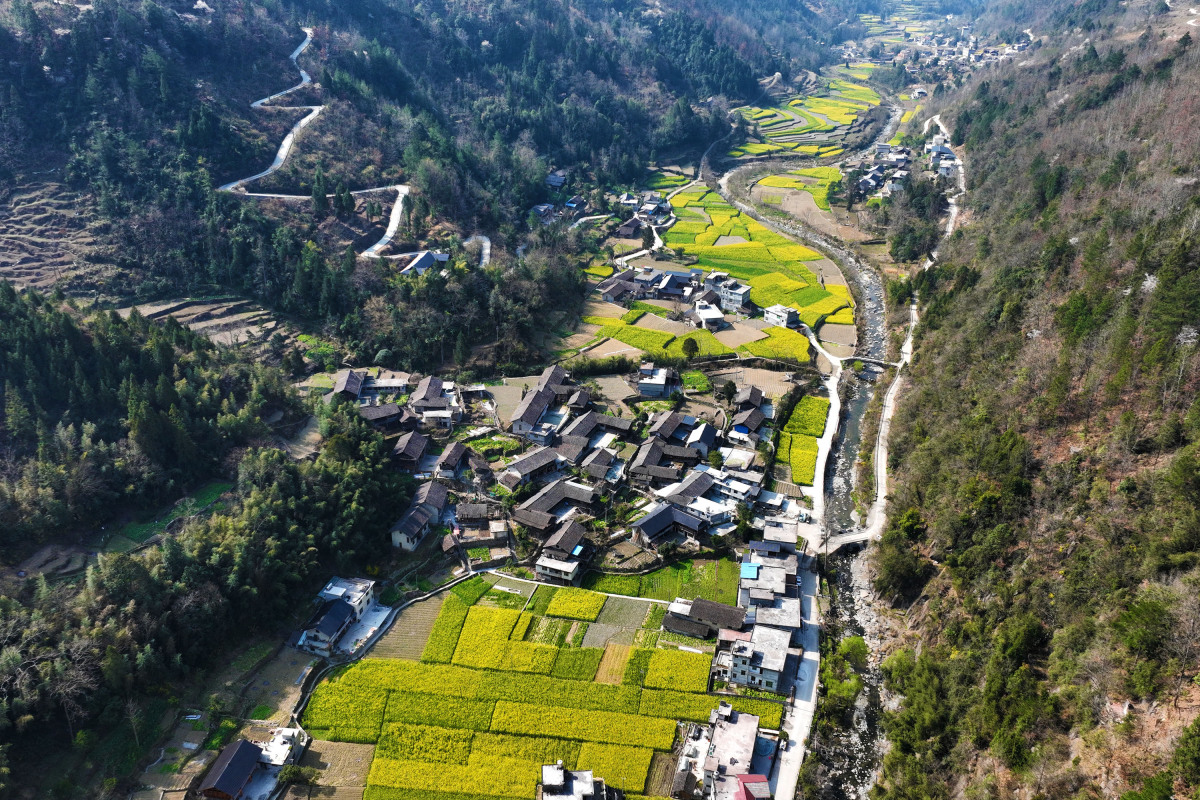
(217, 28, 500, 262)
(465, 235, 492, 267)
(770, 563, 821, 798)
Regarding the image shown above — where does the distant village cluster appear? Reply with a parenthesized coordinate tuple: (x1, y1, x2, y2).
(847, 134, 959, 199)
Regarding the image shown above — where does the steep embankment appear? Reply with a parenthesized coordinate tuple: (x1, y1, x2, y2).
(871, 23, 1200, 800)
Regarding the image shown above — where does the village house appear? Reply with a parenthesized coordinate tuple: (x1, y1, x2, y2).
(566, 388, 592, 415)
(398, 250, 449, 277)
(615, 217, 643, 239)
(632, 501, 707, 547)
(328, 370, 365, 404)
(390, 481, 449, 550)
(663, 596, 746, 639)
(637, 363, 678, 397)
(703, 705, 763, 800)
(734, 386, 764, 411)
(541, 762, 619, 800)
(198, 740, 262, 800)
(535, 519, 591, 585)
(297, 598, 355, 657)
(318, 577, 375, 618)
(358, 402, 416, 432)
(497, 446, 560, 490)
(704, 272, 753, 312)
(409, 376, 462, 427)
(512, 479, 598, 534)
(687, 299, 726, 330)
(391, 430, 429, 472)
(629, 438, 701, 488)
(727, 624, 790, 693)
(763, 303, 799, 329)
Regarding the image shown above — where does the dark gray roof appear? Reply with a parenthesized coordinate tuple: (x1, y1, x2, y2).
(567, 389, 592, 409)
(506, 446, 559, 476)
(734, 386, 764, 408)
(359, 402, 402, 422)
(554, 435, 591, 465)
(561, 410, 634, 438)
(732, 408, 765, 431)
(512, 508, 556, 530)
(199, 739, 261, 797)
(649, 411, 685, 440)
(411, 375, 444, 406)
(537, 365, 569, 392)
(457, 503, 490, 521)
(661, 444, 701, 461)
(581, 447, 616, 480)
(392, 504, 432, 538)
(663, 612, 712, 639)
(689, 598, 746, 630)
(511, 387, 555, 426)
(672, 470, 716, 500)
(414, 481, 449, 512)
(334, 370, 365, 397)
(436, 441, 468, 472)
(638, 506, 700, 537)
(635, 503, 706, 538)
(519, 479, 597, 515)
(393, 431, 429, 461)
(544, 519, 587, 558)
(312, 599, 355, 638)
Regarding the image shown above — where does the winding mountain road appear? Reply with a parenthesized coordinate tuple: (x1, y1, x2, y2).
(218, 28, 484, 261)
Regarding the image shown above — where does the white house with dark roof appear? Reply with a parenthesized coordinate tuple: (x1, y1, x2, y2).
(390, 481, 449, 550)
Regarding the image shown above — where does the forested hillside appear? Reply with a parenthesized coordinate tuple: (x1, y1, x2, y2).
(872, 20, 1200, 800)
(0, 0, 871, 374)
(0, 291, 408, 795)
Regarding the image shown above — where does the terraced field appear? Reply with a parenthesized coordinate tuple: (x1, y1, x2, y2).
(117, 296, 293, 352)
(302, 575, 786, 800)
(728, 79, 883, 159)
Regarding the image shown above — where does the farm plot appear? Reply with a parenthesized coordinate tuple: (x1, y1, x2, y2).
(309, 566, 783, 800)
(779, 433, 820, 485)
(660, 191, 850, 332)
(784, 395, 831, 438)
(371, 597, 442, 660)
(585, 559, 741, 606)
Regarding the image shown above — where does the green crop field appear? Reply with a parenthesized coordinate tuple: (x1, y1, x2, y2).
(784, 395, 831, 438)
(305, 569, 783, 800)
(779, 432, 820, 485)
(738, 327, 813, 363)
(546, 588, 608, 621)
(585, 558, 741, 606)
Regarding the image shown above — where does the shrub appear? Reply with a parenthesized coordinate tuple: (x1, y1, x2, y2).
(545, 588, 608, 621)
(644, 650, 712, 693)
(489, 701, 676, 749)
(576, 743, 654, 792)
(551, 648, 605, 681)
(421, 594, 470, 663)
